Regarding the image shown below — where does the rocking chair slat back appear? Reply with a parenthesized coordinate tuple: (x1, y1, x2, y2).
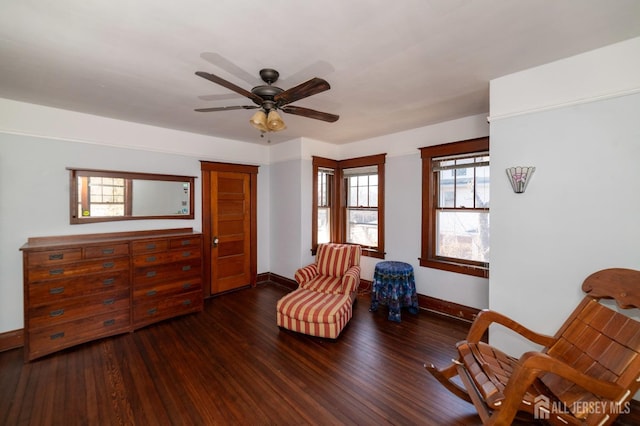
(543, 298, 640, 419)
(425, 268, 640, 425)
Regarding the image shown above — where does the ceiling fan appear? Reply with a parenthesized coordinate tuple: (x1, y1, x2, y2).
(194, 68, 339, 133)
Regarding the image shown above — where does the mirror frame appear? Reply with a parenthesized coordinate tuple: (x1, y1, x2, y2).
(68, 168, 196, 224)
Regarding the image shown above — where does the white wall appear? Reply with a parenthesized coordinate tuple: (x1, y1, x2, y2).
(267, 115, 490, 309)
(0, 99, 272, 334)
(489, 37, 640, 356)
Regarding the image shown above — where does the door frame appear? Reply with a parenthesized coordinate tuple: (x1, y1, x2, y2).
(200, 161, 259, 298)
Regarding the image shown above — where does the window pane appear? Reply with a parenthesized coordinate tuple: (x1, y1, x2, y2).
(476, 165, 490, 207)
(438, 170, 455, 208)
(348, 185, 358, 207)
(358, 186, 369, 206)
(455, 167, 475, 208)
(318, 207, 331, 244)
(346, 209, 378, 247)
(369, 184, 378, 208)
(318, 170, 332, 207)
(436, 210, 489, 263)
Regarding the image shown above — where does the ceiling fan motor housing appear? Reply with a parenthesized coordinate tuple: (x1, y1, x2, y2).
(252, 69, 283, 109)
(259, 68, 279, 84)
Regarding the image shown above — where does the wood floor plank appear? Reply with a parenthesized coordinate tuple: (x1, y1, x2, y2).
(1, 283, 638, 425)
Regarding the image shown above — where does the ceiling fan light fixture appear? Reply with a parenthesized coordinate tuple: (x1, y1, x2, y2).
(267, 109, 286, 131)
(249, 110, 268, 132)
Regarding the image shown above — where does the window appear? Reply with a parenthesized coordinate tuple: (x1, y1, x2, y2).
(77, 176, 129, 218)
(312, 154, 386, 258)
(317, 166, 335, 245)
(344, 166, 378, 248)
(420, 137, 489, 277)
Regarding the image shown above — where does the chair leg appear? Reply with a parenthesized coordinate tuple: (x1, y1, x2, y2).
(424, 361, 473, 404)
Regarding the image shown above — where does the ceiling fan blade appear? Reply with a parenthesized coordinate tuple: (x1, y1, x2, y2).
(195, 105, 258, 112)
(200, 52, 260, 86)
(281, 105, 339, 122)
(198, 93, 242, 101)
(195, 71, 263, 105)
(274, 78, 330, 106)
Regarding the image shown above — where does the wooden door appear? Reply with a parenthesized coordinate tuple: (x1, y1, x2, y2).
(201, 162, 258, 296)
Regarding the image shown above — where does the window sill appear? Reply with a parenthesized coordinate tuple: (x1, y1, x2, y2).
(419, 258, 489, 278)
(361, 248, 385, 259)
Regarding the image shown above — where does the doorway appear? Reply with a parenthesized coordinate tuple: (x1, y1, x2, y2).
(201, 161, 258, 296)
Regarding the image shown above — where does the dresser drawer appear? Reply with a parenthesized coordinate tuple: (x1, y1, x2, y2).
(134, 259, 202, 286)
(28, 270, 129, 306)
(133, 278, 201, 302)
(133, 291, 203, 327)
(28, 257, 129, 282)
(169, 236, 202, 250)
(27, 249, 82, 266)
(28, 288, 130, 329)
(27, 309, 130, 360)
(131, 239, 169, 254)
(133, 248, 201, 267)
(84, 243, 129, 259)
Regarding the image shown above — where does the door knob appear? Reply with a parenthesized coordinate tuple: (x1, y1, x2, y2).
(212, 237, 219, 247)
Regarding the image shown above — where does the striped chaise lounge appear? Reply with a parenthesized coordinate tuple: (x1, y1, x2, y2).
(276, 243, 361, 339)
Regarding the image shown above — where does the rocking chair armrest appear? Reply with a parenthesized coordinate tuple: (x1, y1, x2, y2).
(518, 352, 624, 400)
(488, 352, 625, 425)
(467, 310, 556, 347)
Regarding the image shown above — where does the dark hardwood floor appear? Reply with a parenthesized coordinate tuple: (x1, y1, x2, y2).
(1, 283, 638, 425)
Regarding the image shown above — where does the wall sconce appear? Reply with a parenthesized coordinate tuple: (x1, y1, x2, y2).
(506, 166, 535, 193)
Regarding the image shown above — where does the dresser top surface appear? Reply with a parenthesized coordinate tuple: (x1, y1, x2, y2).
(21, 228, 201, 251)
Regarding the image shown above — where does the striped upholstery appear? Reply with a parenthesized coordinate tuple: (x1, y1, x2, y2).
(276, 289, 353, 339)
(294, 264, 318, 286)
(277, 243, 362, 338)
(317, 244, 353, 277)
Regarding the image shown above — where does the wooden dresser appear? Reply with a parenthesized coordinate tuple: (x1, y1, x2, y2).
(21, 228, 203, 361)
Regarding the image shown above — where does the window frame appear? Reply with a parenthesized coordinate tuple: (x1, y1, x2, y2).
(419, 137, 489, 277)
(312, 157, 339, 251)
(312, 154, 386, 258)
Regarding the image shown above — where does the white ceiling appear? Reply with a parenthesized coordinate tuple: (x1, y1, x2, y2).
(1, 1, 639, 145)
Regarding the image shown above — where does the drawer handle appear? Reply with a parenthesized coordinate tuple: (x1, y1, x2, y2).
(102, 248, 115, 255)
(146, 270, 157, 278)
(181, 240, 191, 246)
(182, 265, 191, 271)
(49, 253, 64, 260)
(103, 319, 116, 326)
(50, 332, 65, 340)
(50, 309, 64, 317)
(103, 298, 115, 305)
(103, 262, 115, 269)
(182, 251, 191, 257)
(49, 268, 64, 276)
(147, 308, 157, 315)
(146, 289, 157, 297)
(145, 256, 156, 262)
(146, 243, 156, 250)
(182, 299, 192, 306)
(49, 286, 65, 295)
(182, 283, 192, 289)
(103, 278, 115, 286)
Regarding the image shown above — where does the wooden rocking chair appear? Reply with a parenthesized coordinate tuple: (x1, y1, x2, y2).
(425, 268, 640, 425)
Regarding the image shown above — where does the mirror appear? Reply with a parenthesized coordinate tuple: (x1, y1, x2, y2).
(68, 168, 195, 224)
